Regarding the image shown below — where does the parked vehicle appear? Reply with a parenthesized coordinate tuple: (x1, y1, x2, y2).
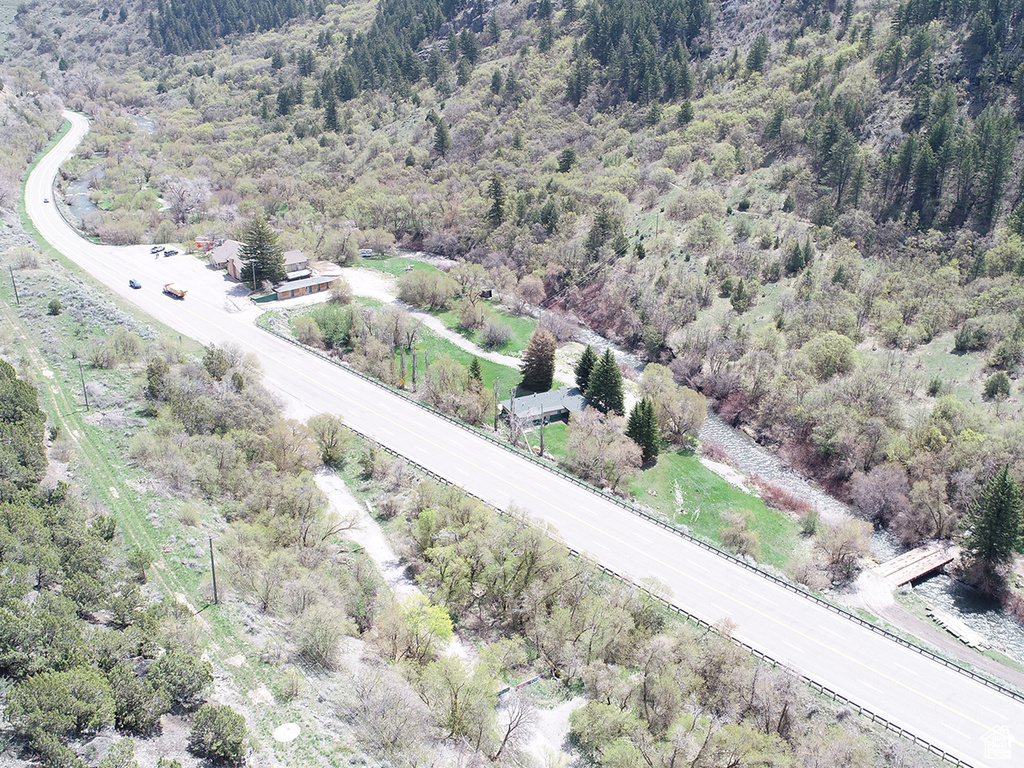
(164, 249, 178, 257)
(43, 198, 49, 203)
(163, 283, 187, 299)
(129, 279, 141, 289)
(150, 245, 164, 253)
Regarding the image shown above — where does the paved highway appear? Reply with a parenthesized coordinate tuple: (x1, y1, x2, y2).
(26, 112, 1022, 767)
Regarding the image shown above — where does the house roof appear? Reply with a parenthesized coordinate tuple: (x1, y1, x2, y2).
(209, 239, 242, 264)
(274, 275, 337, 293)
(283, 249, 307, 266)
(503, 387, 587, 420)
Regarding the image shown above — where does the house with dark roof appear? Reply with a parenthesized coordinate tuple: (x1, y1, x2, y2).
(500, 387, 587, 426)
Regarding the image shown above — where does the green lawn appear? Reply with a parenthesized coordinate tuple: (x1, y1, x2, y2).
(534, 420, 568, 459)
(358, 254, 440, 276)
(434, 306, 537, 357)
(630, 449, 801, 570)
(287, 306, 525, 408)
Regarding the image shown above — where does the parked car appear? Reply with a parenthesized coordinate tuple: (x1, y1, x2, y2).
(129, 279, 141, 289)
(150, 245, 164, 253)
(164, 249, 178, 257)
(43, 198, 49, 203)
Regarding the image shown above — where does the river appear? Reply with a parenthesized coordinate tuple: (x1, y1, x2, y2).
(65, 114, 154, 225)
(389, 245, 1024, 662)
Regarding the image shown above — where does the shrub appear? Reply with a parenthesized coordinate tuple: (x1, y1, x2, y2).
(750, 475, 812, 515)
(397, 270, 458, 309)
(953, 321, 990, 353)
(721, 510, 761, 559)
(47, 299, 62, 316)
(984, 371, 1011, 399)
(306, 304, 354, 349)
(481, 317, 512, 348)
(329, 278, 353, 304)
(927, 376, 943, 396)
(294, 316, 323, 347)
(189, 704, 248, 765)
(148, 651, 212, 710)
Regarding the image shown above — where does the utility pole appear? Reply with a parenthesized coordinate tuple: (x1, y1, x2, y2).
(493, 376, 500, 427)
(9, 267, 19, 306)
(412, 347, 418, 387)
(78, 360, 89, 410)
(209, 537, 219, 604)
(539, 414, 546, 456)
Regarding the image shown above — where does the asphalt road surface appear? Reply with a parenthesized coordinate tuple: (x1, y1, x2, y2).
(25, 111, 1023, 767)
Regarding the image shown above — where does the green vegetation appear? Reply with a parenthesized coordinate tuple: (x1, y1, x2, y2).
(630, 451, 801, 570)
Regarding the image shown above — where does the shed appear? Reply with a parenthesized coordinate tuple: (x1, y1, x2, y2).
(273, 275, 338, 300)
(501, 387, 587, 426)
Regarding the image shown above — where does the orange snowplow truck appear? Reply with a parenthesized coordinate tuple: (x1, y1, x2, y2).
(163, 283, 187, 299)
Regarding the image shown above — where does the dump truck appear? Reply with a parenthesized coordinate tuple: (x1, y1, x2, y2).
(163, 283, 187, 299)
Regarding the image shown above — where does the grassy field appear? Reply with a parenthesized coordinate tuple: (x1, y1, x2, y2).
(434, 305, 536, 357)
(286, 305, 525, 409)
(526, 418, 802, 570)
(358, 253, 439, 276)
(630, 449, 802, 570)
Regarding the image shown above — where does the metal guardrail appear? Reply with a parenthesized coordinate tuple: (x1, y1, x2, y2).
(260, 322, 1024, 727)
(332, 410, 973, 768)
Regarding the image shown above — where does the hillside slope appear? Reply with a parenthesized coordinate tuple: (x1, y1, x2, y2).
(5, 0, 1024, 583)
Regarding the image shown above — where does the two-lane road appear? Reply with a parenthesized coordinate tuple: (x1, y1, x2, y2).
(26, 112, 1021, 767)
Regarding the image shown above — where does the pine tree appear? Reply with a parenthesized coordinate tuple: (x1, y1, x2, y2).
(746, 33, 770, 74)
(468, 356, 482, 387)
(586, 349, 624, 414)
(323, 98, 338, 132)
(967, 465, 1023, 569)
(574, 345, 598, 391)
(626, 397, 659, 463)
(434, 120, 451, 157)
(486, 175, 506, 225)
(239, 216, 285, 290)
(520, 329, 556, 393)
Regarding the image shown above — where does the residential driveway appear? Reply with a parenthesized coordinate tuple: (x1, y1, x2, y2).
(25, 111, 1024, 768)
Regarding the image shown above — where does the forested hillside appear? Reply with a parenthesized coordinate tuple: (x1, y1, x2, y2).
(8, 0, 1024, 595)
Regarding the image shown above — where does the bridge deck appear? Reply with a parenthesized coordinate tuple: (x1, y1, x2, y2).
(874, 541, 958, 585)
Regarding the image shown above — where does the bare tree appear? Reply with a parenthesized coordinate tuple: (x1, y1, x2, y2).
(161, 175, 211, 224)
(491, 692, 537, 762)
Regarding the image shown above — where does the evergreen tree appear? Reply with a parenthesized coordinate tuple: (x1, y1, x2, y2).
(323, 98, 338, 132)
(746, 33, 770, 73)
(574, 345, 598, 391)
(486, 175, 506, 225)
(966, 465, 1023, 570)
(434, 119, 451, 157)
(539, 21, 554, 52)
(490, 69, 503, 95)
(239, 216, 285, 290)
(468, 356, 482, 383)
(520, 329, 556, 393)
(626, 397, 660, 463)
(586, 349, 624, 414)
